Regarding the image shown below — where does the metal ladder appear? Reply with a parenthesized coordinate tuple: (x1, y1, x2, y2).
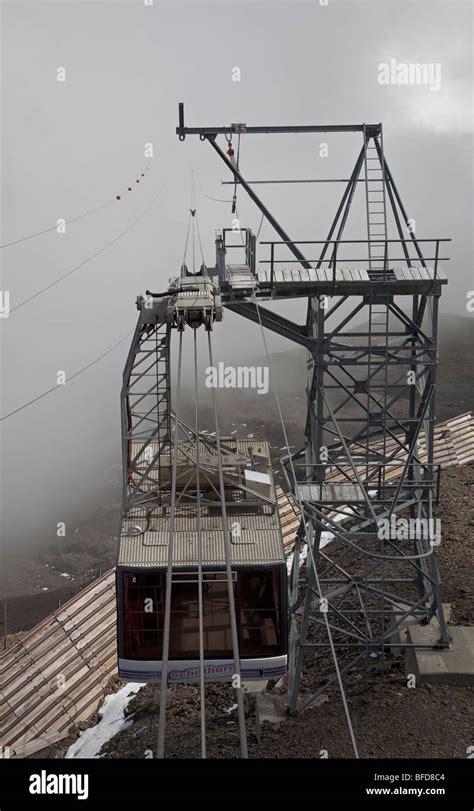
(364, 128, 389, 278)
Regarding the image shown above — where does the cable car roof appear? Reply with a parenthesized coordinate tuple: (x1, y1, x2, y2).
(118, 438, 286, 568)
(117, 504, 284, 568)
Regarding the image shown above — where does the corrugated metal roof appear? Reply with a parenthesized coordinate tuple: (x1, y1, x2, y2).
(0, 570, 117, 757)
(118, 504, 285, 567)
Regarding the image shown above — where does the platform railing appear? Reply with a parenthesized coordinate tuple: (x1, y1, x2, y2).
(258, 238, 450, 287)
(285, 460, 441, 503)
(221, 227, 256, 275)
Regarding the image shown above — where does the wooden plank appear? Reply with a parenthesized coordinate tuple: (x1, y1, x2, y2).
(12, 729, 71, 759)
(458, 452, 474, 464)
(447, 410, 472, 422)
(446, 413, 472, 427)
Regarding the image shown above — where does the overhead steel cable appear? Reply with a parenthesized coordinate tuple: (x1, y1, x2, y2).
(10, 191, 163, 313)
(194, 211, 207, 272)
(182, 191, 207, 275)
(0, 198, 115, 249)
(0, 329, 134, 422)
(206, 329, 248, 759)
(231, 132, 241, 213)
(191, 171, 196, 273)
(157, 330, 183, 759)
(182, 212, 192, 271)
(1, 166, 151, 249)
(194, 330, 207, 758)
(195, 171, 232, 204)
(250, 287, 360, 758)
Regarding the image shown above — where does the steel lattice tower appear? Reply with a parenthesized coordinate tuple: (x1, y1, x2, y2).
(176, 106, 449, 717)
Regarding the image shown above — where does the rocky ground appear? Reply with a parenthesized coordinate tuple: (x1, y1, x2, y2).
(95, 676, 474, 760)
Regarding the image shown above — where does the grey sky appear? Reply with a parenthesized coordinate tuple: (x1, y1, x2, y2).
(1, 0, 472, 553)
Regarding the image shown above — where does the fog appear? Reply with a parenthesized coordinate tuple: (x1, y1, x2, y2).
(1, 0, 472, 559)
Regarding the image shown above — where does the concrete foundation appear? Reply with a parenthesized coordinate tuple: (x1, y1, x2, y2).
(406, 612, 474, 686)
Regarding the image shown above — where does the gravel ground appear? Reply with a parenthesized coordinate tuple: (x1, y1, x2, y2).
(94, 676, 474, 760)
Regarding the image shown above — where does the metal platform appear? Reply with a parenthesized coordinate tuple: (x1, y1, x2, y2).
(218, 262, 447, 302)
(296, 482, 365, 504)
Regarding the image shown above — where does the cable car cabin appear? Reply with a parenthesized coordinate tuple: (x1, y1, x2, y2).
(116, 441, 288, 684)
(117, 562, 287, 684)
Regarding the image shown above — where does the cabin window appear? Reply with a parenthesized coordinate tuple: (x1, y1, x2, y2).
(169, 573, 233, 659)
(123, 571, 165, 660)
(122, 568, 284, 661)
(122, 571, 234, 660)
(238, 570, 282, 657)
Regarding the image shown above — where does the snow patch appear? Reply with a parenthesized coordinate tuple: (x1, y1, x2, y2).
(65, 683, 144, 759)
